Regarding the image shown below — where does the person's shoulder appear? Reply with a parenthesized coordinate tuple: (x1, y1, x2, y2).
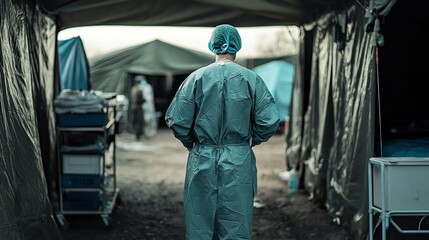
(234, 64, 258, 79)
(191, 63, 215, 78)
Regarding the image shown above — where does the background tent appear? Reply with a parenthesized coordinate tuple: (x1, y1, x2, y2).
(90, 39, 214, 127)
(58, 36, 90, 90)
(90, 39, 213, 95)
(2, 0, 406, 239)
(253, 60, 294, 123)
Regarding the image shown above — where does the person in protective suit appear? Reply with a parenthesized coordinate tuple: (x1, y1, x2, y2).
(131, 75, 145, 140)
(165, 24, 279, 239)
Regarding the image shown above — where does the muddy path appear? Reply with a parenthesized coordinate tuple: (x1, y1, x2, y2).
(59, 127, 353, 240)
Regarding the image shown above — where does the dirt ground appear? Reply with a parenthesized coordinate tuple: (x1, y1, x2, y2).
(59, 127, 354, 240)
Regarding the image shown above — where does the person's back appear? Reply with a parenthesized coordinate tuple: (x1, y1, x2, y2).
(184, 61, 274, 146)
(166, 24, 279, 239)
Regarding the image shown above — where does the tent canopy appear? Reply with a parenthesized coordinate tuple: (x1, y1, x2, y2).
(39, 0, 350, 29)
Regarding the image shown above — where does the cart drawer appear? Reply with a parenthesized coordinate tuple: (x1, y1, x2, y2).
(63, 154, 102, 174)
(62, 191, 103, 210)
(61, 174, 102, 188)
(63, 200, 102, 210)
(57, 112, 107, 127)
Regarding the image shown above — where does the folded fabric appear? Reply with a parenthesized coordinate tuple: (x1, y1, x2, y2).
(54, 90, 106, 113)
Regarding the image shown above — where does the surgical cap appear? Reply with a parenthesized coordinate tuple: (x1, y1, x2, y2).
(134, 75, 146, 83)
(208, 24, 242, 54)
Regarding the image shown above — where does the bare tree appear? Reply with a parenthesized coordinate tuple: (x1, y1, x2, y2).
(256, 26, 299, 56)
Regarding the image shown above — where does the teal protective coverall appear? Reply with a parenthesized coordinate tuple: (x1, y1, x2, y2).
(166, 60, 279, 239)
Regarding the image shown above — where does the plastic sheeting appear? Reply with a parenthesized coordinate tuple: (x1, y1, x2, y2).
(0, 1, 60, 239)
(253, 60, 294, 122)
(58, 36, 90, 90)
(286, 4, 376, 239)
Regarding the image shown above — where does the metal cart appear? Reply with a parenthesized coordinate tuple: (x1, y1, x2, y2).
(55, 95, 120, 229)
(368, 157, 429, 240)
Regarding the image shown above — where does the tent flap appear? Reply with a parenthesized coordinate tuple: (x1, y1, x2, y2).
(0, 1, 60, 239)
(286, 5, 375, 239)
(58, 36, 91, 90)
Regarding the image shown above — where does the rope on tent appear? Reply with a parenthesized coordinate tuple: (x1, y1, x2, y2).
(375, 47, 383, 156)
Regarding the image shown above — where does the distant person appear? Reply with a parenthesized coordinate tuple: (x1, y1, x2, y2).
(165, 24, 279, 239)
(140, 76, 158, 138)
(131, 75, 145, 140)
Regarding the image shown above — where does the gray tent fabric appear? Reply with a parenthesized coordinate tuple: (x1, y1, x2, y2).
(1, 1, 60, 239)
(286, 5, 376, 239)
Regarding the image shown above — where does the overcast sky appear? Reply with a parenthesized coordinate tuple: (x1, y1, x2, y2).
(58, 25, 299, 60)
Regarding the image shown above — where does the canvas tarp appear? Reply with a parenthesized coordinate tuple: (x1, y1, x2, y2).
(0, 1, 60, 239)
(285, 1, 402, 238)
(58, 36, 91, 90)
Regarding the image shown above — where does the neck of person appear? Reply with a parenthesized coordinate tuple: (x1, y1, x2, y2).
(216, 53, 236, 62)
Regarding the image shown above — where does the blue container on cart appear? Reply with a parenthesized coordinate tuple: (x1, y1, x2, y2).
(56, 112, 107, 127)
(62, 191, 103, 210)
(61, 174, 102, 188)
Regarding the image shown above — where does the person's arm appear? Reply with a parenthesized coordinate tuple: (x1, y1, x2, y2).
(165, 76, 195, 149)
(251, 75, 280, 146)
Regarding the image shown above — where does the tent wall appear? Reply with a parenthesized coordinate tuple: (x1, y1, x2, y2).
(286, 4, 376, 239)
(372, 3, 429, 237)
(0, 1, 59, 239)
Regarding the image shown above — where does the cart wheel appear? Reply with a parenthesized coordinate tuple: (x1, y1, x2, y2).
(60, 219, 70, 230)
(116, 192, 123, 205)
(101, 215, 111, 229)
(56, 214, 69, 230)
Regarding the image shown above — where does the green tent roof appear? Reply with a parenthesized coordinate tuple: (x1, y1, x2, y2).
(90, 39, 214, 94)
